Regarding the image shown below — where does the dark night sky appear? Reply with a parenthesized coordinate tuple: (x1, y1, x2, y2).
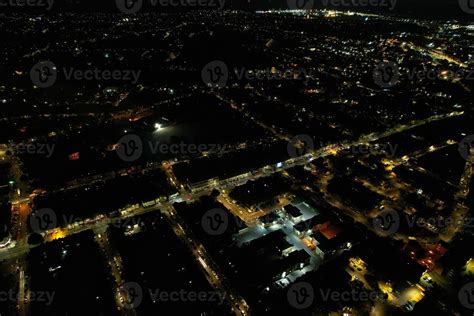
(2, 0, 473, 20)
(249, 0, 470, 20)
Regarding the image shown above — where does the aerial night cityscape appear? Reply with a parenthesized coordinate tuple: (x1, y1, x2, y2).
(0, 0, 473, 315)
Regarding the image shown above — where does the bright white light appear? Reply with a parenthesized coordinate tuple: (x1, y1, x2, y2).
(154, 123, 162, 131)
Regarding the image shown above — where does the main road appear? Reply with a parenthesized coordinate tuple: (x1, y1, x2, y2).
(0, 110, 465, 316)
